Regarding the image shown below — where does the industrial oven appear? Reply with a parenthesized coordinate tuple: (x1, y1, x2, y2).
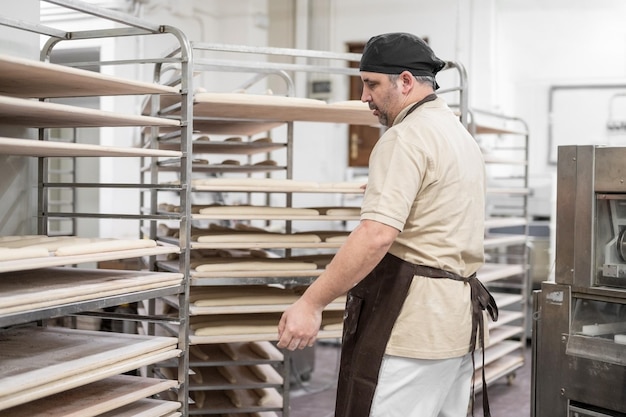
(532, 145, 626, 417)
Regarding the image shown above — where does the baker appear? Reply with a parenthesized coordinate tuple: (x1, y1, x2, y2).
(277, 32, 497, 417)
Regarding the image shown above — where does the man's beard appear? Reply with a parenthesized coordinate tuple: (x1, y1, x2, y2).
(370, 104, 390, 127)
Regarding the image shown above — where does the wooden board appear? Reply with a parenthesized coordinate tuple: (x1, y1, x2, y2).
(0, 327, 177, 400)
(0, 245, 178, 273)
(0, 53, 179, 98)
(187, 311, 343, 342)
(0, 267, 183, 314)
(0, 327, 178, 389)
(0, 95, 180, 128)
(188, 300, 346, 316)
(189, 178, 365, 194)
(0, 136, 181, 158)
(189, 329, 342, 345)
(4, 375, 178, 417)
(0, 347, 181, 411)
(189, 387, 282, 413)
(195, 233, 321, 244)
(192, 93, 379, 126)
(190, 268, 324, 279)
(96, 398, 181, 417)
(192, 241, 342, 250)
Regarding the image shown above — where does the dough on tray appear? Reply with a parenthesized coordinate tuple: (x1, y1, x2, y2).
(189, 286, 301, 307)
(195, 232, 321, 244)
(194, 259, 318, 272)
(0, 247, 49, 261)
(54, 239, 157, 256)
(198, 205, 320, 216)
(190, 315, 280, 336)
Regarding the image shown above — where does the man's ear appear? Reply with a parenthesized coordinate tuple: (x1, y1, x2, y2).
(399, 71, 414, 93)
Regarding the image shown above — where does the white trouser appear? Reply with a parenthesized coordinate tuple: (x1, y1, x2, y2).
(370, 353, 473, 417)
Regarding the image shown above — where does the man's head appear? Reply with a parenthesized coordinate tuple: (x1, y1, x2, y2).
(359, 33, 445, 127)
(359, 32, 445, 82)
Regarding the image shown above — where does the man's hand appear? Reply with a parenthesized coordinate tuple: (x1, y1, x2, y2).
(277, 297, 323, 351)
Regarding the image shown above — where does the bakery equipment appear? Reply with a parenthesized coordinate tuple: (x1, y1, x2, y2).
(532, 145, 626, 417)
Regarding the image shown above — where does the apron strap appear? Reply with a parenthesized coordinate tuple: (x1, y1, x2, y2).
(413, 264, 499, 417)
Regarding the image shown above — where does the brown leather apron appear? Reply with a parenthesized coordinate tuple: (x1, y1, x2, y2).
(334, 252, 498, 417)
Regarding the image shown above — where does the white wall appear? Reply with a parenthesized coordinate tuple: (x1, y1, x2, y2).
(496, 2, 626, 206)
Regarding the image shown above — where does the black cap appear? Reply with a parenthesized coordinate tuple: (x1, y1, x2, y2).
(359, 32, 445, 87)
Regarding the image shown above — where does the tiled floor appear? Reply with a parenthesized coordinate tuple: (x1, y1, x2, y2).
(288, 340, 532, 417)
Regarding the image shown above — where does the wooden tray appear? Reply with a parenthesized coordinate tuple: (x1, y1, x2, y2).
(0, 53, 178, 98)
(0, 326, 179, 410)
(0, 136, 181, 158)
(0, 245, 179, 273)
(0, 95, 180, 128)
(0, 267, 183, 315)
(3, 374, 178, 417)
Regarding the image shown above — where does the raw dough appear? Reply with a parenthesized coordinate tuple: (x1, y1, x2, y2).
(248, 341, 273, 359)
(254, 388, 272, 406)
(253, 137, 272, 143)
(190, 315, 279, 336)
(253, 160, 277, 166)
(189, 345, 209, 361)
(198, 206, 320, 216)
(322, 322, 344, 331)
(313, 207, 360, 216)
(194, 260, 318, 272)
(219, 343, 238, 360)
(217, 366, 237, 384)
(325, 235, 349, 243)
(192, 390, 205, 408)
(248, 364, 272, 382)
(55, 239, 157, 256)
(0, 236, 71, 249)
(193, 323, 278, 337)
(225, 390, 242, 408)
(195, 233, 321, 244)
(189, 286, 300, 307)
(0, 247, 49, 261)
(190, 367, 203, 384)
(220, 159, 240, 165)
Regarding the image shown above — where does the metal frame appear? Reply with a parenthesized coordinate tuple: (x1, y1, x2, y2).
(0, 1, 193, 415)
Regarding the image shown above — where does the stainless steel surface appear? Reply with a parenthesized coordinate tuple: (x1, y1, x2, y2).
(534, 145, 626, 417)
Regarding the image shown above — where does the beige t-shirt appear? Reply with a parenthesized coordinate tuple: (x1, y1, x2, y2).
(360, 97, 486, 360)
